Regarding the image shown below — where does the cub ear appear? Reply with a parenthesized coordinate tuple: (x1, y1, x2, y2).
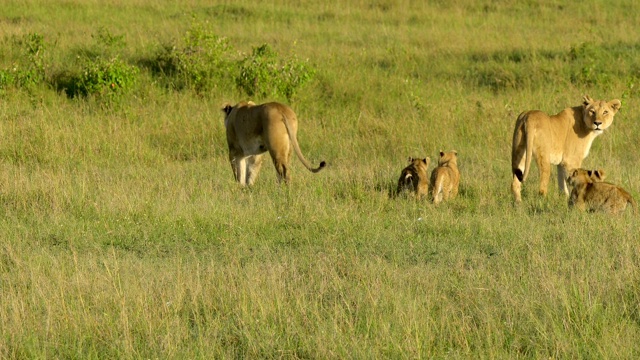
(608, 99, 621, 113)
(583, 95, 594, 107)
(407, 157, 414, 163)
(439, 150, 444, 157)
(572, 169, 579, 177)
(421, 157, 429, 165)
(594, 169, 606, 181)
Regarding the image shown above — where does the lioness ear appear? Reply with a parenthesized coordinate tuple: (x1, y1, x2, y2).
(222, 104, 233, 116)
(583, 95, 594, 107)
(609, 99, 621, 113)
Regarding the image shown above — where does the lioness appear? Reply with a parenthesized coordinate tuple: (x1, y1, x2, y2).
(511, 95, 621, 203)
(222, 101, 326, 186)
(397, 157, 430, 199)
(566, 168, 637, 214)
(429, 150, 460, 204)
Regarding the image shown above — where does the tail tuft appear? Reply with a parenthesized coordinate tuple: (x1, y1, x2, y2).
(319, 161, 327, 168)
(514, 169, 524, 182)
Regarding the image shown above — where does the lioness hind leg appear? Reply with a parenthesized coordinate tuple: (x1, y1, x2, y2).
(230, 155, 248, 185)
(245, 154, 264, 186)
(269, 147, 291, 184)
(272, 158, 291, 184)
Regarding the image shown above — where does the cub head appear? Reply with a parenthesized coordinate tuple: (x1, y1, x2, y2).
(404, 157, 430, 178)
(582, 95, 621, 133)
(408, 157, 430, 171)
(437, 150, 458, 167)
(399, 157, 430, 190)
(567, 168, 606, 187)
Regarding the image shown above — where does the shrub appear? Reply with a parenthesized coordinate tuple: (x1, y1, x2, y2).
(54, 56, 138, 100)
(149, 21, 235, 92)
(0, 32, 47, 90)
(76, 56, 139, 98)
(236, 44, 315, 101)
(53, 28, 138, 100)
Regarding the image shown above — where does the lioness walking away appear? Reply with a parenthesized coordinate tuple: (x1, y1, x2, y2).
(222, 101, 326, 186)
(429, 150, 460, 204)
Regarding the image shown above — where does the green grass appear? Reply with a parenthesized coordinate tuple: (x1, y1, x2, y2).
(1, 0, 640, 358)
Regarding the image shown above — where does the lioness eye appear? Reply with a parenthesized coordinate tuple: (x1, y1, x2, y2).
(603, 110, 608, 115)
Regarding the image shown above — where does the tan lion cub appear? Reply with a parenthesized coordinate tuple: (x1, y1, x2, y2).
(429, 150, 460, 204)
(567, 168, 637, 214)
(397, 157, 431, 199)
(567, 168, 606, 206)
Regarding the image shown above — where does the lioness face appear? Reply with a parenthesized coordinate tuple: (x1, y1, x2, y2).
(582, 96, 621, 133)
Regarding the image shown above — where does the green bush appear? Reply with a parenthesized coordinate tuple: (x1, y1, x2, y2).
(54, 55, 138, 100)
(236, 43, 315, 101)
(0, 32, 47, 90)
(75, 56, 139, 98)
(149, 21, 235, 92)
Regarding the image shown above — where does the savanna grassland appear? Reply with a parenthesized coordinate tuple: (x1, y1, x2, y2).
(2, 0, 640, 358)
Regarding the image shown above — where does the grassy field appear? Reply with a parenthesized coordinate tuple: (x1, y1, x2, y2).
(2, 0, 640, 358)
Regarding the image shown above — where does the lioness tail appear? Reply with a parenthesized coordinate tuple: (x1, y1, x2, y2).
(281, 113, 326, 173)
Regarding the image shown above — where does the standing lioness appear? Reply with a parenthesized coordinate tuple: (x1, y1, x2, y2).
(222, 101, 326, 186)
(511, 95, 621, 203)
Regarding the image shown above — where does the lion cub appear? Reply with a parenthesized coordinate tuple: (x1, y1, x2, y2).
(397, 157, 431, 199)
(567, 168, 637, 214)
(429, 150, 460, 204)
